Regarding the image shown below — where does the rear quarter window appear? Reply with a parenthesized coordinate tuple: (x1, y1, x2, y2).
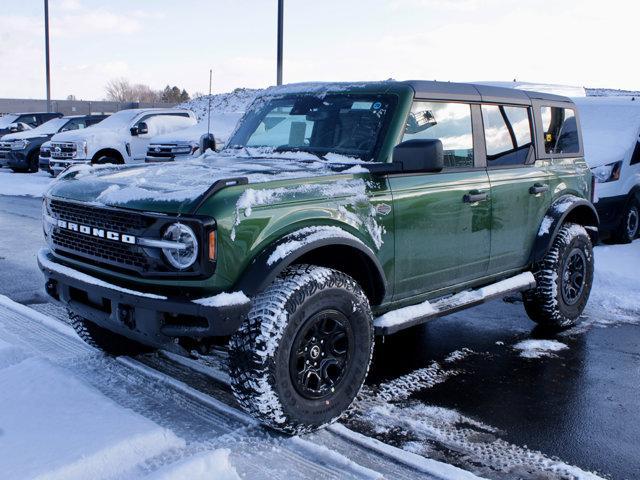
(541, 106, 580, 155)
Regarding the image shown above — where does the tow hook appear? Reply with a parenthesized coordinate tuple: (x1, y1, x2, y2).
(117, 304, 135, 330)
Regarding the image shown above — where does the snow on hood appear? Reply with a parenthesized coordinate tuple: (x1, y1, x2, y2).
(51, 126, 124, 145)
(51, 147, 370, 209)
(149, 113, 242, 145)
(574, 97, 640, 168)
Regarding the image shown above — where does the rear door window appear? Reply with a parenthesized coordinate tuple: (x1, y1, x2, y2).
(16, 115, 38, 127)
(481, 105, 532, 166)
(403, 101, 474, 168)
(541, 106, 580, 154)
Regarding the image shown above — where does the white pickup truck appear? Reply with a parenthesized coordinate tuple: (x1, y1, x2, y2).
(48, 108, 196, 175)
(145, 112, 243, 163)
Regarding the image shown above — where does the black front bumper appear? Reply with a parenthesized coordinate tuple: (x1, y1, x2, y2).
(38, 249, 250, 349)
(595, 194, 628, 232)
(6, 151, 29, 169)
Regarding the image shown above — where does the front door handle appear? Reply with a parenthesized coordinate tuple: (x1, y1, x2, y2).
(463, 190, 488, 203)
(529, 183, 549, 195)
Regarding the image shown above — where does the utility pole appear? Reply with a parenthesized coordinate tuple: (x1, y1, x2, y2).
(44, 0, 51, 112)
(276, 0, 283, 85)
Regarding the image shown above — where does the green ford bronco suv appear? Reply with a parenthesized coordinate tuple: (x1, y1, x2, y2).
(39, 81, 598, 433)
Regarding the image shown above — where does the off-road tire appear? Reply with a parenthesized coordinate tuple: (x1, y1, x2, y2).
(28, 151, 39, 173)
(69, 311, 151, 356)
(612, 199, 639, 244)
(523, 223, 594, 329)
(228, 264, 374, 435)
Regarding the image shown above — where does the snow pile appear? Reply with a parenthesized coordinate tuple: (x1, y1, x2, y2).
(573, 97, 640, 168)
(192, 291, 250, 308)
(0, 169, 53, 197)
(0, 356, 185, 480)
(179, 88, 262, 121)
(513, 339, 569, 359)
(585, 242, 640, 325)
(146, 449, 240, 480)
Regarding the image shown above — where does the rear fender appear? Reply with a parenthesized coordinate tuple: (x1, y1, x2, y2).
(530, 195, 599, 264)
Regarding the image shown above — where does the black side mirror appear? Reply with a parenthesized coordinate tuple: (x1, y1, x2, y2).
(130, 126, 138, 136)
(137, 122, 149, 135)
(392, 139, 444, 173)
(9, 123, 23, 133)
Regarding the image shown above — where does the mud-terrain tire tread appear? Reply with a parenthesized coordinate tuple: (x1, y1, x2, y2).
(523, 223, 594, 329)
(69, 310, 151, 355)
(228, 264, 374, 435)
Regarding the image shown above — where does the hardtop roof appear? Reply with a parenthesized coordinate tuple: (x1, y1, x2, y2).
(262, 80, 573, 106)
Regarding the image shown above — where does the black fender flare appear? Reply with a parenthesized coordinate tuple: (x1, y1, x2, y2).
(234, 229, 387, 304)
(529, 195, 599, 264)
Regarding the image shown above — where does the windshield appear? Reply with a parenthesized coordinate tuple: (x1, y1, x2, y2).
(89, 110, 138, 129)
(29, 117, 68, 135)
(227, 94, 395, 161)
(0, 115, 19, 128)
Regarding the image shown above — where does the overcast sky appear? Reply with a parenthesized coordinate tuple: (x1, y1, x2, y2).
(2, 0, 639, 100)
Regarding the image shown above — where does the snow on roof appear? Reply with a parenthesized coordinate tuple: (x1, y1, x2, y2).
(476, 81, 587, 97)
(573, 97, 640, 167)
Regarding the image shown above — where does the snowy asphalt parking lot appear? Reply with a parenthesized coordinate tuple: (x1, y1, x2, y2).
(1, 170, 639, 479)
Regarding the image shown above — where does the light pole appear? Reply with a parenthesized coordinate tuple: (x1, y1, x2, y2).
(44, 0, 51, 112)
(276, 0, 283, 85)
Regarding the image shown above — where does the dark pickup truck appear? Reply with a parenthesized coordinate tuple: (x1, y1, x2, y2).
(2, 114, 107, 173)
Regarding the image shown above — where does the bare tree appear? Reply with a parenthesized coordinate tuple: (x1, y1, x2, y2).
(105, 78, 133, 102)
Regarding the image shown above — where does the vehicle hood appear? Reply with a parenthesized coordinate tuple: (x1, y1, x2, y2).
(51, 127, 122, 144)
(1, 130, 53, 141)
(574, 97, 640, 168)
(46, 149, 369, 214)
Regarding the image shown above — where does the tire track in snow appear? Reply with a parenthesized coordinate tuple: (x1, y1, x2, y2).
(344, 349, 605, 480)
(0, 298, 454, 480)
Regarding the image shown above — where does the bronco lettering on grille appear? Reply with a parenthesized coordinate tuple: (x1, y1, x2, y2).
(56, 219, 136, 244)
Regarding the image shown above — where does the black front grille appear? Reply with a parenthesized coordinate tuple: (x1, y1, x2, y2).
(47, 199, 214, 279)
(50, 200, 157, 275)
(147, 145, 175, 158)
(53, 228, 151, 271)
(50, 199, 154, 233)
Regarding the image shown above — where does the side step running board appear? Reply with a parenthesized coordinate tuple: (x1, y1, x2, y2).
(374, 272, 536, 335)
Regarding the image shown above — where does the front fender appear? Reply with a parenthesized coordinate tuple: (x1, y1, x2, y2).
(530, 195, 599, 264)
(234, 226, 387, 299)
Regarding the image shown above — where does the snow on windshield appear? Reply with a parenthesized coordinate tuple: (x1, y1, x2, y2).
(0, 115, 19, 128)
(227, 85, 394, 162)
(89, 110, 140, 129)
(144, 115, 195, 136)
(28, 117, 68, 135)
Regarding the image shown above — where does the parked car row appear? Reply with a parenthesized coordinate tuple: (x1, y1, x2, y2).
(2, 91, 638, 245)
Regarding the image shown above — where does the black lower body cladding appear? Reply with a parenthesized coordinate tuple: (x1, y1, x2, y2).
(37, 249, 250, 351)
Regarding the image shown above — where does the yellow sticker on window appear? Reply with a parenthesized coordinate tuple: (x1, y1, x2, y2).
(545, 133, 553, 142)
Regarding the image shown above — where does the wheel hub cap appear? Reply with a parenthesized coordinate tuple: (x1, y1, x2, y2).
(289, 310, 353, 400)
(562, 248, 587, 306)
(627, 207, 639, 238)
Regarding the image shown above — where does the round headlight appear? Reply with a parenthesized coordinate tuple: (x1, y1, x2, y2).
(162, 223, 198, 269)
